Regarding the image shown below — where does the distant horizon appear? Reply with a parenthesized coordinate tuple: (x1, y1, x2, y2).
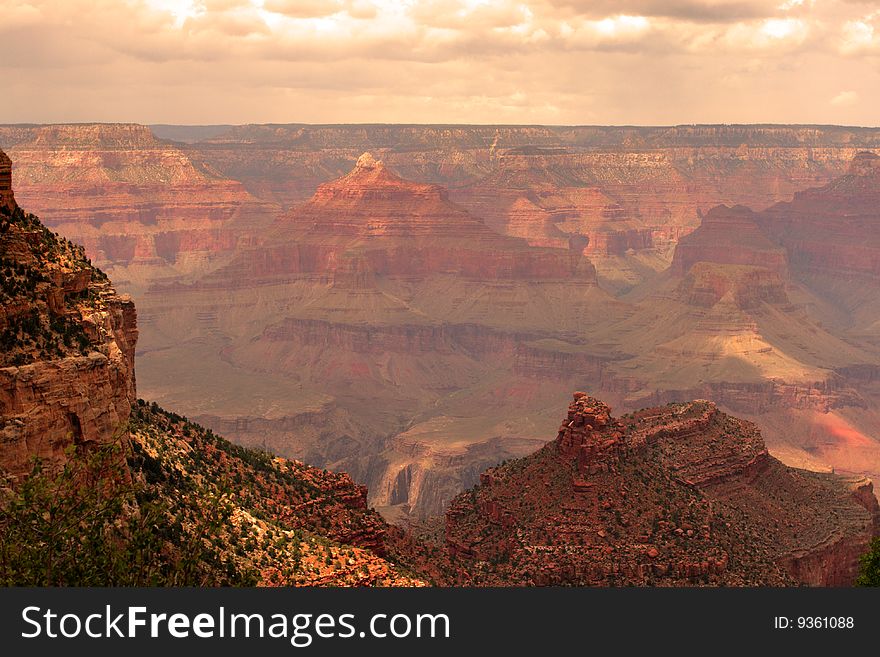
(3, 121, 880, 130)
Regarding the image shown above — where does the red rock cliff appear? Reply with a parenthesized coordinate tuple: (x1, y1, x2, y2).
(759, 151, 880, 279)
(0, 149, 138, 479)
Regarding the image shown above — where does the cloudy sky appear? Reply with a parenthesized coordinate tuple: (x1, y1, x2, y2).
(2, 0, 880, 125)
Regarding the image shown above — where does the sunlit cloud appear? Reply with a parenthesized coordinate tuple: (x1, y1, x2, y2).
(762, 17, 802, 38)
(145, 0, 203, 25)
(841, 13, 879, 53)
(830, 89, 860, 105)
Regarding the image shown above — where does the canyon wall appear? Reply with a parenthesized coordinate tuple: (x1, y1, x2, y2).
(0, 149, 138, 479)
(0, 124, 278, 290)
(0, 149, 14, 212)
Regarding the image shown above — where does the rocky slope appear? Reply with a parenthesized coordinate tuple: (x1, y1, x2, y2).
(0, 150, 14, 212)
(126, 402, 422, 586)
(435, 393, 879, 586)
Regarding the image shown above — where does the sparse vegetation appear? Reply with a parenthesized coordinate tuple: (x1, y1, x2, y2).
(0, 401, 422, 586)
(0, 440, 254, 586)
(0, 203, 108, 366)
(856, 537, 880, 587)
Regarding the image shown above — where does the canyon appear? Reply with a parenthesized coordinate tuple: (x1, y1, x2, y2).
(1, 148, 878, 586)
(0, 154, 418, 585)
(2, 124, 880, 522)
(0, 124, 277, 289)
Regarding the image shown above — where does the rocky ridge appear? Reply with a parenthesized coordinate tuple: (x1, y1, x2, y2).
(127, 402, 422, 586)
(438, 393, 879, 586)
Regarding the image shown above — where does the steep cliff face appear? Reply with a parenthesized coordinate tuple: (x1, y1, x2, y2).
(0, 149, 14, 212)
(671, 205, 788, 278)
(0, 150, 138, 479)
(181, 123, 880, 208)
(438, 393, 879, 586)
(759, 151, 880, 281)
(668, 205, 791, 313)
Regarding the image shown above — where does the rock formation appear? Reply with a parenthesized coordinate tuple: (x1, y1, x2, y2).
(439, 393, 879, 586)
(1, 124, 278, 290)
(167, 123, 880, 292)
(617, 153, 880, 487)
(5, 136, 880, 586)
(671, 205, 788, 278)
(759, 150, 880, 280)
(0, 155, 137, 478)
(215, 151, 596, 283)
(128, 402, 423, 586)
(7, 124, 880, 524)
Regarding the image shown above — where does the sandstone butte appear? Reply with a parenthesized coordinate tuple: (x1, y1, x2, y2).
(2, 144, 880, 585)
(432, 393, 880, 586)
(209, 151, 598, 282)
(0, 149, 422, 586)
